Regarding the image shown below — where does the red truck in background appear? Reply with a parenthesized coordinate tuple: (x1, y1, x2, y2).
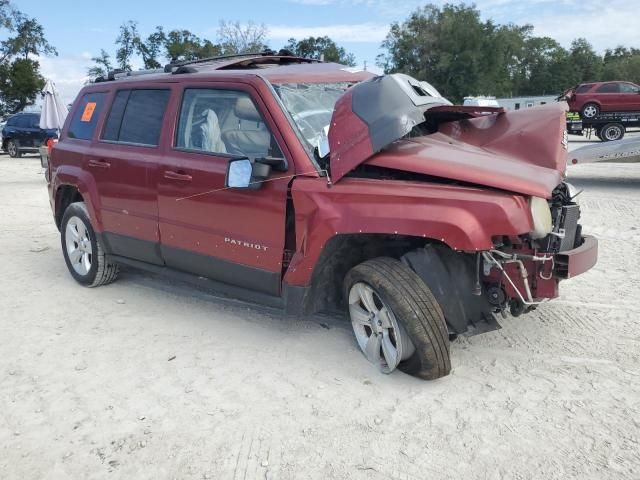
(47, 53, 598, 380)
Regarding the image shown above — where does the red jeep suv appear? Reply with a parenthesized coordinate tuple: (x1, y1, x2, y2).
(566, 81, 640, 118)
(47, 53, 598, 380)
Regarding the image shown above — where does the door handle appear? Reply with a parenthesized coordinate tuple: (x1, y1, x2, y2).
(164, 170, 192, 182)
(88, 159, 110, 169)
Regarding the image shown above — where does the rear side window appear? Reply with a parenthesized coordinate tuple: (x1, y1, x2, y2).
(68, 92, 107, 140)
(596, 83, 620, 93)
(102, 89, 170, 146)
(6, 116, 17, 127)
(576, 84, 592, 93)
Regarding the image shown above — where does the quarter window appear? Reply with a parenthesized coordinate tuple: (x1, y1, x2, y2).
(620, 83, 640, 93)
(102, 89, 170, 146)
(175, 88, 282, 160)
(68, 92, 107, 140)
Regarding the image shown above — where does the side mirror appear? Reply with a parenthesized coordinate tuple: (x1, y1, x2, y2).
(225, 158, 271, 190)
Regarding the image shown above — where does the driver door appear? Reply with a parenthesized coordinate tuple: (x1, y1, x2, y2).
(157, 83, 290, 296)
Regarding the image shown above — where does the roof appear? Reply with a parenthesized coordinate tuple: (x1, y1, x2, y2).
(95, 54, 375, 86)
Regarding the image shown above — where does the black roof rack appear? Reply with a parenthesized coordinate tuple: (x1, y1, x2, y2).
(164, 49, 321, 74)
(94, 67, 164, 83)
(94, 49, 321, 82)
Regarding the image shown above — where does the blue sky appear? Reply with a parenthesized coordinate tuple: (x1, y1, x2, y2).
(13, 0, 638, 103)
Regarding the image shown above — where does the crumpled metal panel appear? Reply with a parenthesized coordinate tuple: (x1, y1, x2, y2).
(328, 72, 569, 197)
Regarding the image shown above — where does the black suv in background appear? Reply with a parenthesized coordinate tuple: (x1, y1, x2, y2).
(1, 112, 57, 157)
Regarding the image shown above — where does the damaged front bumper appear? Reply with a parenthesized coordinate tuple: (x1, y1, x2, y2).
(483, 234, 598, 310)
(403, 233, 598, 336)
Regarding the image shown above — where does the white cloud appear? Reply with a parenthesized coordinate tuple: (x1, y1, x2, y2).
(37, 54, 93, 106)
(529, 3, 638, 52)
(268, 23, 388, 43)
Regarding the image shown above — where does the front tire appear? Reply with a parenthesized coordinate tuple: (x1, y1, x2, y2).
(7, 140, 20, 158)
(61, 202, 119, 287)
(344, 257, 451, 380)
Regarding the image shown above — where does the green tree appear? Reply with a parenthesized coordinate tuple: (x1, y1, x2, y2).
(569, 38, 602, 83)
(135, 26, 166, 69)
(602, 47, 640, 84)
(115, 20, 139, 71)
(376, 3, 628, 100)
(378, 4, 492, 102)
(0, 1, 56, 116)
(87, 49, 113, 79)
(164, 29, 207, 62)
(284, 36, 356, 65)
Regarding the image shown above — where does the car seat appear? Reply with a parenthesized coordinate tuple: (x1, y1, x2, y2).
(222, 97, 271, 159)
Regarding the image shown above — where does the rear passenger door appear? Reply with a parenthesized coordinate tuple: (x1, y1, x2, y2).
(157, 84, 290, 296)
(89, 88, 171, 264)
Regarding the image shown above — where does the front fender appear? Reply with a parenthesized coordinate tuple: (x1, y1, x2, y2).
(284, 176, 533, 286)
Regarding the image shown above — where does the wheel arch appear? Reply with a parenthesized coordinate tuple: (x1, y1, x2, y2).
(294, 233, 442, 315)
(54, 185, 84, 230)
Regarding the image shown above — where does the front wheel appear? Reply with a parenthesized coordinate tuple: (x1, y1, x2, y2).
(61, 202, 119, 287)
(7, 140, 20, 158)
(344, 257, 451, 380)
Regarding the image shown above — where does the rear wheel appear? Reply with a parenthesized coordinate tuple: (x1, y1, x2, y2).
(344, 257, 451, 380)
(61, 202, 119, 287)
(600, 122, 625, 142)
(7, 140, 20, 158)
(581, 103, 600, 119)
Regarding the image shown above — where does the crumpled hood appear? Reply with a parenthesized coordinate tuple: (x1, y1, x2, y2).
(328, 74, 568, 198)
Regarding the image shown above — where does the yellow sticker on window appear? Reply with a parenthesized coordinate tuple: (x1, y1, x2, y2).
(81, 102, 97, 122)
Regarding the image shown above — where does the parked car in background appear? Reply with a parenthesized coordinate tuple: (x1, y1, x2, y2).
(1, 112, 58, 157)
(47, 53, 597, 380)
(564, 81, 640, 118)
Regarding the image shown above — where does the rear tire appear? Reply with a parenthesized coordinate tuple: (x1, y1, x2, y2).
(344, 257, 451, 380)
(61, 202, 119, 287)
(7, 140, 20, 158)
(581, 103, 600, 119)
(600, 122, 625, 142)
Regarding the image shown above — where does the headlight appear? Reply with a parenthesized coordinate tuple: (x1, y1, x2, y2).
(565, 181, 580, 204)
(529, 196, 552, 239)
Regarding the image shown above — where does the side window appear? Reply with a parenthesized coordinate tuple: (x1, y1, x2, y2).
(102, 89, 170, 146)
(29, 115, 40, 128)
(6, 116, 17, 127)
(576, 84, 592, 93)
(175, 88, 282, 160)
(620, 83, 640, 93)
(68, 92, 107, 140)
(14, 115, 30, 128)
(596, 83, 620, 93)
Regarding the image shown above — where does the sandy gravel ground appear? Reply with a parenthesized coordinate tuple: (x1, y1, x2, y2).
(1, 153, 639, 480)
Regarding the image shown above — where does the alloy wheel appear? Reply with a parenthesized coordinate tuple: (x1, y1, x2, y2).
(7, 141, 17, 157)
(582, 105, 598, 118)
(65, 216, 93, 276)
(348, 282, 415, 373)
